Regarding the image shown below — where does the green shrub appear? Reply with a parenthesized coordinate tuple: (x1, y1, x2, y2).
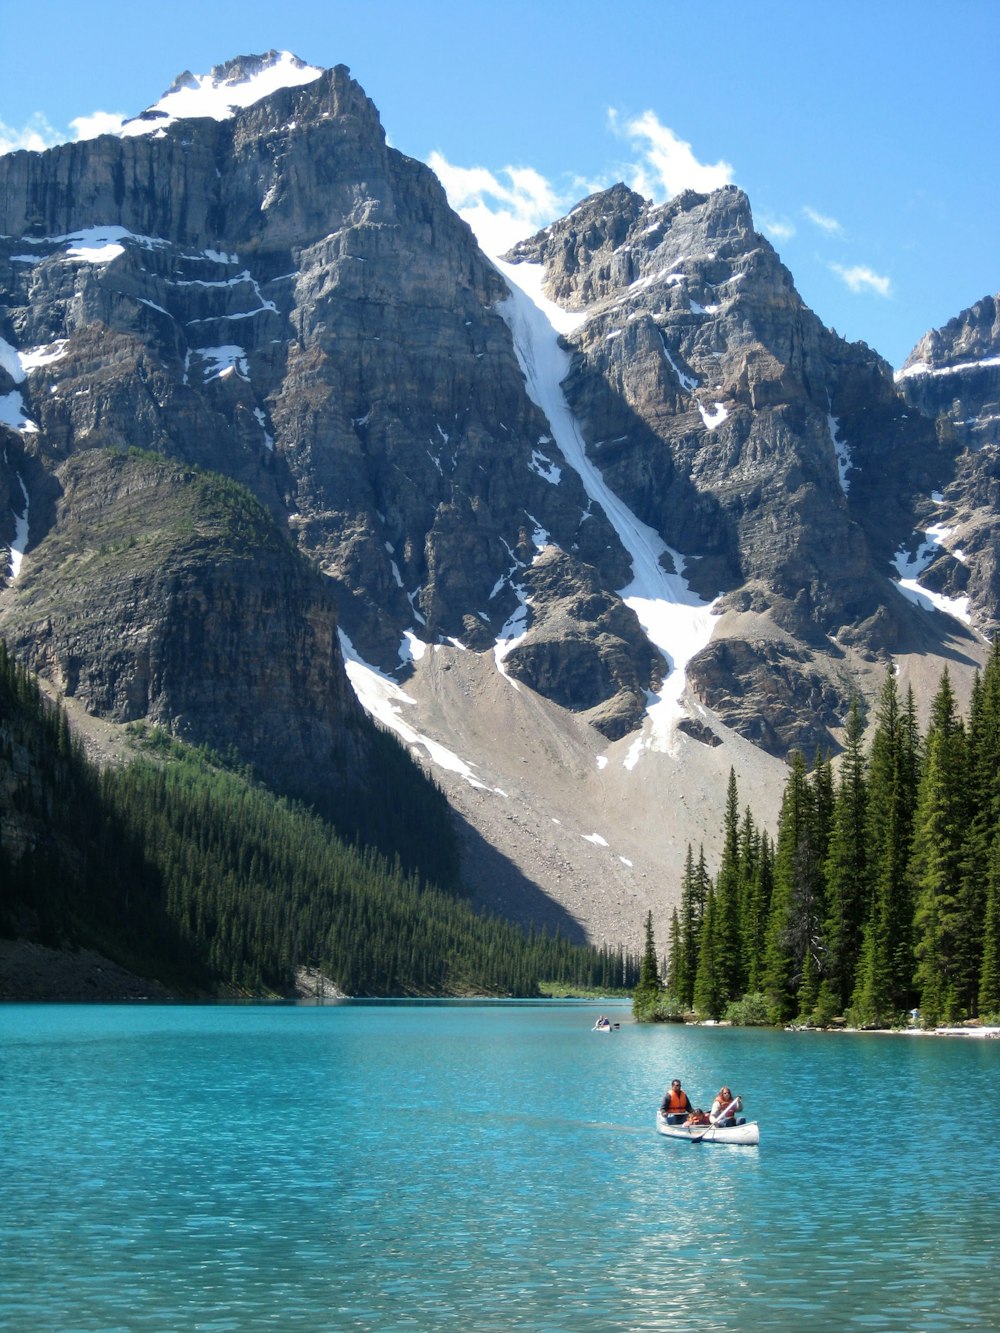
(723, 991, 773, 1026)
(633, 989, 686, 1023)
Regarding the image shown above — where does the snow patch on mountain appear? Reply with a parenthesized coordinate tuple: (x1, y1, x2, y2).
(190, 346, 249, 381)
(119, 52, 322, 138)
(339, 629, 505, 793)
(892, 521, 972, 626)
(697, 401, 728, 431)
(4, 458, 29, 580)
(495, 258, 719, 764)
(829, 415, 852, 493)
(0, 392, 37, 434)
(659, 333, 698, 391)
(895, 354, 1000, 382)
(14, 227, 168, 265)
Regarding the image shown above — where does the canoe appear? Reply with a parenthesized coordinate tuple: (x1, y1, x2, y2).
(655, 1110, 759, 1145)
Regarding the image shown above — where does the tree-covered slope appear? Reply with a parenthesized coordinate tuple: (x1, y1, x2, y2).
(0, 643, 633, 997)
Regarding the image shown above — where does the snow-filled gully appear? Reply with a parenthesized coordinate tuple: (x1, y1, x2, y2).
(494, 261, 718, 763)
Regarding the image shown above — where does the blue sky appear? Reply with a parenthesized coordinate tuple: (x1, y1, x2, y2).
(2, 0, 997, 368)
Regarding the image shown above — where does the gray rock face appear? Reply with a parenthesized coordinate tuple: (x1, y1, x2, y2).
(0, 448, 367, 801)
(896, 295, 1000, 639)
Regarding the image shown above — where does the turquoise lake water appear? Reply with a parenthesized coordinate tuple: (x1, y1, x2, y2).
(2, 1000, 999, 1332)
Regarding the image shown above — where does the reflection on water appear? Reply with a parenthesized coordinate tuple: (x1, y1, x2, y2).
(2, 1002, 999, 1331)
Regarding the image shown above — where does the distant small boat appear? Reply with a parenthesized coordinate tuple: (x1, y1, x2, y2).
(656, 1109, 759, 1145)
(592, 1019, 618, 1032)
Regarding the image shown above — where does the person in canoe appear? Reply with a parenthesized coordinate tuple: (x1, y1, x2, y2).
(659, 1078, 694, 1124)
(709, 1086, 743, 1126)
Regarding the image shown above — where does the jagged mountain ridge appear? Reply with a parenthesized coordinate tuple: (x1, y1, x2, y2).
(1, 53, 995, 947)
(895, 295, 1000, 625)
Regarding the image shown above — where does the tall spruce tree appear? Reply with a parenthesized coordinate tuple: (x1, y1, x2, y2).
(962, 640, 1000, 1009)
(852, 669, 919, 1023)
(823, 697, 869, 1010)
(632, 910, 662, 1018)
(692, 885, 722, 1018)
(743, 828, 773, 993)
(666, 908, 682, 998)
(713, 768, 745, 1006)
(676, 843, 709, 1008)
(979, 834, 1000, 1015)
(911, 669, 970, 1023)
(761, 751, 817, 1020)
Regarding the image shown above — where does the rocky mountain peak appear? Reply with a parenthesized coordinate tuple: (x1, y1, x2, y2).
(506, 182, 760, 317)
(121, 50, 326, 135)
(901, 294, 1000, 374)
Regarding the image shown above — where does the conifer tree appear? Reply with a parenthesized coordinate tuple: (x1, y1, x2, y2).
(961, 640, 1000, 1006)
(743, 828, 773, 993)
(823, 696, 869, 1010)
(912, 669, 970, 1023)
(713, 768, 745, 1005)
(632, 910, 662, 1018)
(736, 804, 759, 979)
(852, 669, 918, 1023)
(676, 843, 708, 1008)
(692, 886, 722, 1017)
(761, 751, 814, 1020)
(666, 908, 682, 998)
(979, 834, 1000, 1015)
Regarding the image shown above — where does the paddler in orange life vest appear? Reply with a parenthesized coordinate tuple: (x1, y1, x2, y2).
(660, 1078, 694, 1125)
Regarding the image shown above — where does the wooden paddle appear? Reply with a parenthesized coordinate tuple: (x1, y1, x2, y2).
(690, 1096, 740, 1144)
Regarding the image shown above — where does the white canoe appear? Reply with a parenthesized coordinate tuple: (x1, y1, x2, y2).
(656, 1110, 759, 1145)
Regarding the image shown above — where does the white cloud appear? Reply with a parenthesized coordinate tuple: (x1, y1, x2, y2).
(609, 108, 734, 200)
(762, 216, 796, 242)
(427, 110, 735, 259)
(830, 262, 892, 297)
(428, 153, 570, 257)
(803, 205, 844, 236)
(1, 109, 127, 156)
(0, 113, 61, 155)
(70, 111, 126, 141)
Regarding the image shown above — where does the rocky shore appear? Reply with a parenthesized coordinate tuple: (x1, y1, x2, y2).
(0, 939, 173, 1001)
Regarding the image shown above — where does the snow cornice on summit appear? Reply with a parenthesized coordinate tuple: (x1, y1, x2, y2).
(117, 51, 323, 138)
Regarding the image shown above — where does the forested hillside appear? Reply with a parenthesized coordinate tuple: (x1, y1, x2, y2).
(0, 643, 636, 997)
(663, 641, 1000, 1027)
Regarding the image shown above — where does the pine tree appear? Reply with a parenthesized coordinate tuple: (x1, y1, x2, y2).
(666, 908, 682, 998)
(761, 751, 813, 1020)
(713, 768, 745, 1005)
(743, 828, 773, 993)
(823, 696, 869, 1010)
(632, 910, 662, 1019)
(692, 886, 722, 1017)
(676, 843, 708, 1008)
(912, 669, 970, 1023)
(852, 669, 919, 1024)
(979, 834, 1000, 1015)
(961, 640, 1000, 1008)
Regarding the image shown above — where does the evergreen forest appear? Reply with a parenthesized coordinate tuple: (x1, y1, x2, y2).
(0, 642, 638, 998)
(654, 643, 1000, 1028)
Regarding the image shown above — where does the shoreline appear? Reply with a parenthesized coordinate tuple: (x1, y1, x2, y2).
(2, 942, 999, 1036)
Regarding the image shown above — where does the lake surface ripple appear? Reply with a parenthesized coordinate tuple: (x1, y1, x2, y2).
(2, 1001, 998, 1331)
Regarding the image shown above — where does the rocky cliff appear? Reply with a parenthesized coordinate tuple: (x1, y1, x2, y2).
(895, 295, 1000, 639)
